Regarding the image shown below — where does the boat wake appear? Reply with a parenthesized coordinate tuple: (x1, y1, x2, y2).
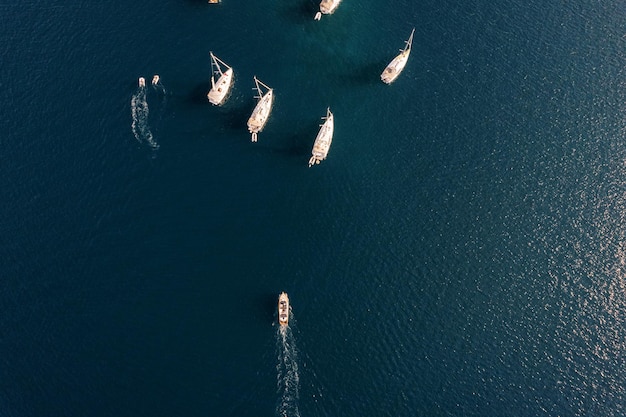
(150, 75, 167, 135)
(152, 74, 166, 95)
(130, 80, 159, 149)
(276, 321, 300, 417)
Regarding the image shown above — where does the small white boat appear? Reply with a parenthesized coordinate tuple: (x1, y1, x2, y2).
(314, 0, 341, 20)
(381, 28, 415, 84)
(308, 108, 334, 167)
(278, 292, 289, 326)
(207, 52, 234, 105)
(151, 75, 160, 86)
(247, 77, 274, 142)
(138, 77, 146, 88)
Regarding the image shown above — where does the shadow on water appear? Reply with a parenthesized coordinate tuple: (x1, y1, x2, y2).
(186, 82, 211, 106)
(338, 59, 389, 87)
(265, 119, 320, 161)
(278, 1, 318, 25)
(259, 292, 280, 324)
(221, 101, 254, 135)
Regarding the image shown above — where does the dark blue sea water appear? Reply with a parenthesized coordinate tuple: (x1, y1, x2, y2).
(2, 0, 626, 416)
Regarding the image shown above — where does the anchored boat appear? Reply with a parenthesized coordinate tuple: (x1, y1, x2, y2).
(278, 292, 289, 326)
(314, 0, 341, 20)
(381, 28, 415, 84)
(207, 52, 233, 105)
(247, 77, 274, 142)
(308, 108, 334, 167)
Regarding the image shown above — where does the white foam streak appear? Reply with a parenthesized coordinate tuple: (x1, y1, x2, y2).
(276, 319, 300, 417)
(130, 84, 159, 149)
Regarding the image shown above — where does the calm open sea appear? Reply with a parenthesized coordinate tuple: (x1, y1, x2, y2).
(1, 0, 626, 416)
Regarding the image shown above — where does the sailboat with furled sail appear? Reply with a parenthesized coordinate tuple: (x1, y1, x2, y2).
(207, 52, 233, 105)
(314, 0, 341, 20)
(308, 108, 334, 167)
(381, 28, 415, 84)
(247, 77, 274, 142)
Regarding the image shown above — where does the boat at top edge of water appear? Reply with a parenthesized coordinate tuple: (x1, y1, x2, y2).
(314, 0, 341, 20)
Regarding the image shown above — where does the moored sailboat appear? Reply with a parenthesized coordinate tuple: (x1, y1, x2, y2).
(278, 292, 289, 326)
(314, 0, 341, 20)
(247, 77, 274, 142)
(381, 28, 415, 84)
(207, 52, 234, 105)
(308, 108, 334, 167)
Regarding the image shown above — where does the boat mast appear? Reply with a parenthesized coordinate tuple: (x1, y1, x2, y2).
(210, 52, 225, 77)
(253, 76, 272, 99)
(403, 28, 415, 52)
(252, 76, 263, 100)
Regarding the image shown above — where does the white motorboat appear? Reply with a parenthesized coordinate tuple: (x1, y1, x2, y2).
(278, 292, 289, 326)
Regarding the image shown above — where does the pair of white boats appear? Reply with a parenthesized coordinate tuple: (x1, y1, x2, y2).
(137, 75, 160, 88)
(206, 52, 334, 166)
(207, 53, 272, 143)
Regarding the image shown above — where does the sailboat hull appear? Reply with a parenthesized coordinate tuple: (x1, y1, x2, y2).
(309, 109, 334, 167)
(247, 90, 274, 134)
(208, 68, 233, 105)
(381, 28, 415, 84)
(381, 51, 410, 84)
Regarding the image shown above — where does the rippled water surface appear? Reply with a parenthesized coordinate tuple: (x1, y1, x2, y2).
(1, 0, 626, 416)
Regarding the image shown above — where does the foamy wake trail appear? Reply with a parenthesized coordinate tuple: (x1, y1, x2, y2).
(276, 323, 300, 417)
(130, 85, 159, 149)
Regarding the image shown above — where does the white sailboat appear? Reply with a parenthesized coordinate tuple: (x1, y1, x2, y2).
(247, 77, 274, 142)
(381, 28, 415, 84)
(207, 52, 233, 105)
(314, 0, 341, 20)
(308, 108, 334, 167)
